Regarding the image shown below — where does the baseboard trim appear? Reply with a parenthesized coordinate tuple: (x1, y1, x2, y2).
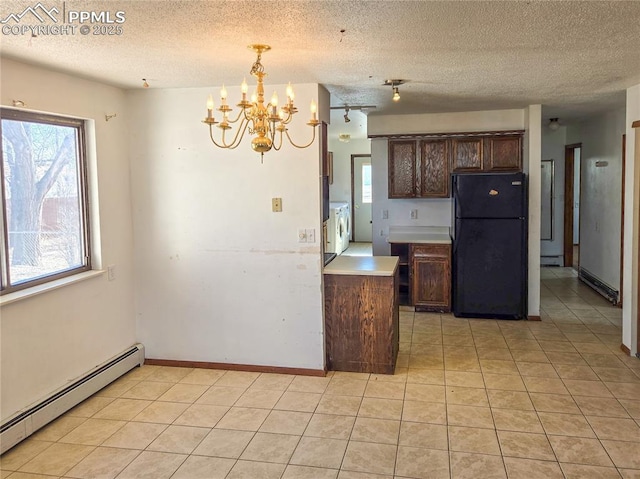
(527, 315, 541, 321)
(1, 344, 144, 455)
(621, 343, 631, 356)
(144, 358, 326, 377)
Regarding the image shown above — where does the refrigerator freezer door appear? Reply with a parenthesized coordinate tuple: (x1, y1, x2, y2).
(453, 173, 526, 219)
(453, 217, 526, 319)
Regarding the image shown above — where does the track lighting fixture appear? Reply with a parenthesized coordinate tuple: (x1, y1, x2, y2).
(384, 79, 406, 102)
(142, 78, 149, 88)
(344, 107, 351, 123)
(548, 118, 560, 131)
(329, 105, 377, 113)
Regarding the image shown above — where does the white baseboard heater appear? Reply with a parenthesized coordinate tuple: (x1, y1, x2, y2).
(1, 343, 144, 454)
(578, 267, 619, 305)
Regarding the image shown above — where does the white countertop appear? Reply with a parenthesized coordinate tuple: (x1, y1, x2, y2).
(324, 255, 399, 276)
(387, 226, 452, 244)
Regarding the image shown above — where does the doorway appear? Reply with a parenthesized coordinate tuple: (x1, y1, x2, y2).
(351, 154, 372, 243)
(564, 144, 581, 269)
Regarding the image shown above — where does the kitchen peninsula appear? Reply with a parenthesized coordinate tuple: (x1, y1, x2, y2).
(324, 256, 399, 374)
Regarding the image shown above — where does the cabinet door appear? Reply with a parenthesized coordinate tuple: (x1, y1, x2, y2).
(388, 140, 417, 198)
(411, 244, 451, 312)
(485, 135, 522, 171)
(419, 139, 450, 197)
(451, 138, 483, 172)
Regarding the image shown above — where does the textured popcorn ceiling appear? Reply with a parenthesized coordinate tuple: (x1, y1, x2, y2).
(1, 0, 640, 124)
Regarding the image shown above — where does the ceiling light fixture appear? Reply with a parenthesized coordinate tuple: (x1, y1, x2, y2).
(344, 107, 351, 123)
(548, 118, 560, 131)
(203, 44, 319, 160)
(339, 133, 351, 143)
(329, 105, 377, 112)
(384, 79, 406, 102)
(142, 78, 149, 88)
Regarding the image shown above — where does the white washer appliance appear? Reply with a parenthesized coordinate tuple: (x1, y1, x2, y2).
(331, 202, 350, 251)
(326, 205, 345, 254)
(342, 203, 351, 248)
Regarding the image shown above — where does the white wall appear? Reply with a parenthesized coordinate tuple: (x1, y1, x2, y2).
(128, 84, 326, 370)
(0, 59, 136, 421)
(623, 84, 640, 354)
(524, 105, 542, 318)
(568, 109, 626, 291)
(540, 126, 567, 264)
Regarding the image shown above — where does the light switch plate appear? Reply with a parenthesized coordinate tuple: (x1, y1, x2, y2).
(306, 228, 316, 243)
(410, 209, 418, 219)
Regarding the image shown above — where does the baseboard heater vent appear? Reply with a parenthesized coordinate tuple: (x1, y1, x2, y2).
(1, 343, 144, 454)
(578, 267, 619, 305)
(540, 255, 563, 267)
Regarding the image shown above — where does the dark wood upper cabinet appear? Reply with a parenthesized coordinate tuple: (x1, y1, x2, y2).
(388, 140, 417, 198)
(387, 131, 523, 198)
(451, 138, 483, 172)
(420, 139, 450, 198)
(484, 135, 522, 171)
(389, 139, 450, 198)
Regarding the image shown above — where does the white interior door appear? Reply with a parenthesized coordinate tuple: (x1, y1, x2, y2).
(353, 155, 373, 242)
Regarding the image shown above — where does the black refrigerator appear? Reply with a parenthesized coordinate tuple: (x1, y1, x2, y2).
(451, 172, 527, 319)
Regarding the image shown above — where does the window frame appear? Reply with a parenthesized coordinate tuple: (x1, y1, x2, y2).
(0, 108, 92, 295)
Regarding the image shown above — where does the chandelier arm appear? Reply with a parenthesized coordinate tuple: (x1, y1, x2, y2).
(224, 117, 251, 148)
(227, 108, 246, 124)
(283, 127, 317, 149)
(271, 128, 284, 151)
(230, 118, 252, 148)
(280, 111, 293, 125)
(208, 125, 229, 149)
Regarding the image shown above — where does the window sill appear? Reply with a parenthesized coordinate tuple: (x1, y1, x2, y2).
(0, 270, 105, 306)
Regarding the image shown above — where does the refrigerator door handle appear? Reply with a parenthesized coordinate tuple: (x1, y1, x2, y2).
(452, 220, 460, 256)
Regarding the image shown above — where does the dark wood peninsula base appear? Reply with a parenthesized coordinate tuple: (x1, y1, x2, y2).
(324, 256, 399, 374)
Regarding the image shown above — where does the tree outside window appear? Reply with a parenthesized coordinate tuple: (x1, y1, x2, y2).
(0, 109, 90, 293)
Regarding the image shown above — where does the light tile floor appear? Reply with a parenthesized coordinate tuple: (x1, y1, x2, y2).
(341, 242, 372, 257)
(2, 267, 640, 478)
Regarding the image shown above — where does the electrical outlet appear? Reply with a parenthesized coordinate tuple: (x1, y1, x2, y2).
(382, 209, 389, 219)
(272, 197, 282, 212)
(306, 228, 316, 243)
(298, 229, 307, 243)
(380, 229, 385, 236)
(410, 209, 418, 219)
(107, 265, 116, 281)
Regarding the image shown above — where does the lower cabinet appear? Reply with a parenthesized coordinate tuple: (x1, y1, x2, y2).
(391, 242, 451, 312)
(411, 244, 452, 313)
(324, 271, 399, 374)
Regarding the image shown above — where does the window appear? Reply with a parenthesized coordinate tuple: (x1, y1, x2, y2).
(0, 109, 91, 294)
(361, 162, 372, 204)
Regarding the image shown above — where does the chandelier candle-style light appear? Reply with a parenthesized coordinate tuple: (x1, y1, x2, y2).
(203, 44, 320, 160)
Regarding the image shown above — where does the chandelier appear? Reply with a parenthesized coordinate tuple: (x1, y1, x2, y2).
(203, 44, 320, 159)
